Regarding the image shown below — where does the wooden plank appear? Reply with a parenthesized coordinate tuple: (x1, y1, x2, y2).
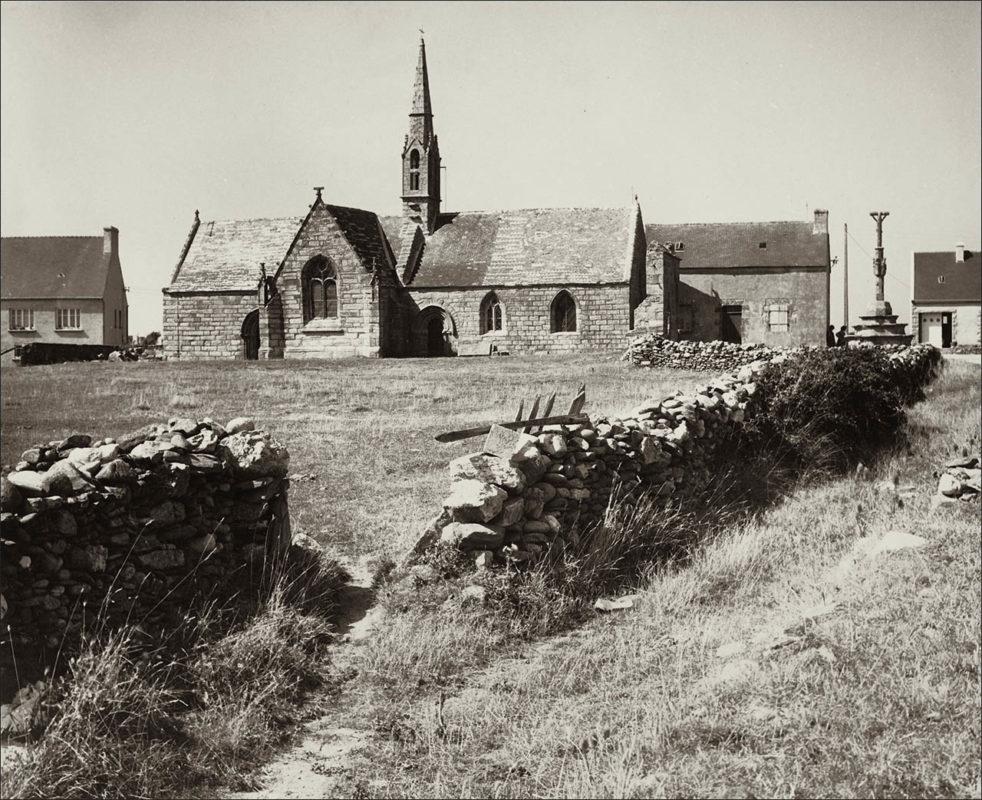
(523, 395, 541, 433)
(514, 398, 525, 424)
(435, 413, 590, 444)
(533, 392, 556, 434)
(568, 383, 587, 416)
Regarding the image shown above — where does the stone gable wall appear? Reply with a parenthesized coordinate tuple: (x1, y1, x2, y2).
(0, 418, 290, 671)
(275, 205, 383, 359)
(162, 292, 258, 360)
(406, 284, 638, 355)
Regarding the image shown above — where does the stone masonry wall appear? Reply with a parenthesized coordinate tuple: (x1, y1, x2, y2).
(162, 292, 259, 360)
(0, 417, 290, 674)
(680, 267, 829, 347)
(414, 345, 941, 569)
(407, 284, 639, 355)
(276, 204, 383, 359)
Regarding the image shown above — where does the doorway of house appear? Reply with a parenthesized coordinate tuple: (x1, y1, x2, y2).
(919, 312, 952, 347)
(721, 304, 743, 344)
(241, 310, 260, 360)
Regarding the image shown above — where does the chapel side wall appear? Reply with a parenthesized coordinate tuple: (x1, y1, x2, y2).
(680, 267, 828, 347)
(407, 284, 636, 355)
(162, 292, 258, 360)
(276, 206, 380, 359)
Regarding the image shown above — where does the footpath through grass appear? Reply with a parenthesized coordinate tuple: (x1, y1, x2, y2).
(331, 362, 981, 799)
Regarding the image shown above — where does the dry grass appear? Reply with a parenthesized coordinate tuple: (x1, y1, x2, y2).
(2, 356, 977, 798)
(337, 362, 981, 799)
(0, 546, 348, 799)
(0, 355, 704, 560)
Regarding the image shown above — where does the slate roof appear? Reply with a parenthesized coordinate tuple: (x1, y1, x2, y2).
(381, 207, 637, 288)
(168, 217, 300, 292)
(645, 221, 829, 270)
(912, 250, 981, 303)
(168, 203, 391, 293)
(324, 204, 393, 272)
(1, 236, 111, 299)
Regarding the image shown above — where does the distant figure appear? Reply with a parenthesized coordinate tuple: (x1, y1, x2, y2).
(826, 325, 836, 347)
(836, 326, 848, 347)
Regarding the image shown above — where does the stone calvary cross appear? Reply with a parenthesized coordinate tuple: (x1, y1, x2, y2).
(434, 384, 587, 444)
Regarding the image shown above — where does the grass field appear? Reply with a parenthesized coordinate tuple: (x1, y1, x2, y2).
(334, 360, 982, 798)
(0, 355, 704, 560)
(2, 356, 978, 798)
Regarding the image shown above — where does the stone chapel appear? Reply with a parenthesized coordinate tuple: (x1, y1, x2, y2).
(162, 39, 830, 360)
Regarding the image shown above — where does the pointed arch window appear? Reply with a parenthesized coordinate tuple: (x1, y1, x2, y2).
(302, 256, 339, 322)
(551, 290, 577, 333)
(480, 292, 504, 334)
(409, 150, 421, 191)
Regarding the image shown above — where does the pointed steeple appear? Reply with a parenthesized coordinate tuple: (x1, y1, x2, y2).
(409, 37, 433, 145)
(402, 35, 441, 233)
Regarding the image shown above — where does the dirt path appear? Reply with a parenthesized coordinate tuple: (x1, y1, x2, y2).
(228, 522, 935, 799)
(228, 558, 383, 800)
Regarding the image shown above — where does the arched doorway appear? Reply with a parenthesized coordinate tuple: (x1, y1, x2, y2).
(414, 306, 457, 357)
(241, 310, 260, 360)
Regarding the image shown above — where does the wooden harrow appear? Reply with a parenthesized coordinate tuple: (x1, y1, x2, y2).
(435, 384, 587, 444)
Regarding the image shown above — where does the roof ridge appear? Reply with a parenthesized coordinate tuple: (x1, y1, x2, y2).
(647, 219, 813, 227)
(1, 234, 101, 240)
(439, 206, 634, 215)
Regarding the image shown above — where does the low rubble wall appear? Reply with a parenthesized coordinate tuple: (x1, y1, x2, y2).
(0, 417, 290, 673)
(417, 345, 943, 568)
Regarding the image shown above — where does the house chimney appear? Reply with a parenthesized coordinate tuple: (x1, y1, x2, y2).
(955, 242, 965, 262)
(103, 226, 119, 256)
(813, 209, 829, 235)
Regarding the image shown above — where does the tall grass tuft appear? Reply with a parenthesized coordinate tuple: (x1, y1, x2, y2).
(1, 542, 348, 799)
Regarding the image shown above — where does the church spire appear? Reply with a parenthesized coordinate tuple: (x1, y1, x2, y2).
(411, 36, 433, 139)
(402, 35, 441, 233)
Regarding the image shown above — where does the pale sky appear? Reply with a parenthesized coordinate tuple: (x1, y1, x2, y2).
(2, 1, 980, 335)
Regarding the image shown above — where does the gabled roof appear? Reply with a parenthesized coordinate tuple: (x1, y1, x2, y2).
(168, 217, 301, 292)
(913, 250, 981, 303)
(1, 236, 111, 299)
(167, 202, 391, 293)
(381, 207, 638, 288)
(645, 221, 829, 270)
(323, 204, 392, 272)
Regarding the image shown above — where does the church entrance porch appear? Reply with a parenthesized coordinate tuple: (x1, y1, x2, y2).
(414, 306, 457, 356)
(241, 309, 260, 360)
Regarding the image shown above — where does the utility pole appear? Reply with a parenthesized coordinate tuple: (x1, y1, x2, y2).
(843, 222, 849, 328)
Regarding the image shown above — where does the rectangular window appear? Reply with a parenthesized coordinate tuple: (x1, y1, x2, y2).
(767, 306, 789, 333)
(56, 308, 81, 330)
(8, 309, 35, 331)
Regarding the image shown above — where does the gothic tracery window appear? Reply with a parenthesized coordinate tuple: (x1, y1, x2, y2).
(480, 292, 503, 334)
(302, 257, 339, 322)
(551, 290, 577, 333)
(409, 150, 421, 191)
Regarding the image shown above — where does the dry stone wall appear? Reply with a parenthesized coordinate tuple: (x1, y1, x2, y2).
(0, 417, 290, 661)
(626, 333, 785, 371)
(416, 345, 942, 569)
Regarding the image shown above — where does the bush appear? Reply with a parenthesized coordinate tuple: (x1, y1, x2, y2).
(752, 347, 915, 472)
